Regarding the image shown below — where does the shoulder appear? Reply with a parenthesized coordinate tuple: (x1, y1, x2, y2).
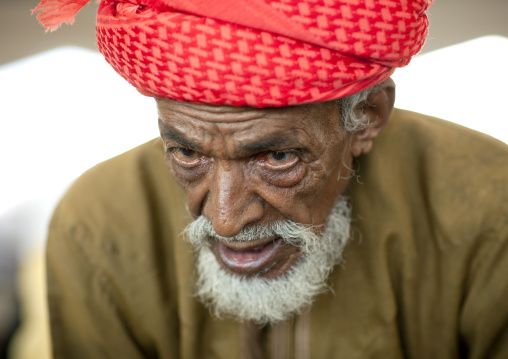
(49, 138, 189, 266)
(59, 138, 168, 213)
(54, 138, 186, 229)
(46, 139, 191, 354)
(353, 108, 508, 247)
(386, 108, 508, 159)
(385, 109, 508, 202)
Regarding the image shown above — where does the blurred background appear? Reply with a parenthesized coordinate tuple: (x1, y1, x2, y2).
(1, 0, 508, 358)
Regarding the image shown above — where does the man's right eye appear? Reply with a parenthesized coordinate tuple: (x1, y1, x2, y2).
(170, 147, 202, 167)
(177, 148, 197, 158)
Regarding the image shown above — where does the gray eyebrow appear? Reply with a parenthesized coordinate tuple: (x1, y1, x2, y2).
(158, 119, 203, 152)
(241, 136, 298, 152)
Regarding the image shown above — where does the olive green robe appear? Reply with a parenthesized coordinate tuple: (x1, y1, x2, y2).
(46, 109, 508, 358)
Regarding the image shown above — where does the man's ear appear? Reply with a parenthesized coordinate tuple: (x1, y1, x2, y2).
(349, 78, 395, 157)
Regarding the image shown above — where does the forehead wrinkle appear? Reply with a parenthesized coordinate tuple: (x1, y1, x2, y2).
(212, 126, 318, 164)
(159, 118, 217, 153)
(158, 101, 338, 157)
(158, 99, 274, 124)
(237, 127, 311, 151)
(208, 122, 234, 159)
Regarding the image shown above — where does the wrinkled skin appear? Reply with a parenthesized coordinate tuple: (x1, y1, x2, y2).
(157, 79, 395, 279)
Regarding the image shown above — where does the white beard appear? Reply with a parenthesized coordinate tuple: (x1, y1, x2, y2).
(183, 197, 352, 325)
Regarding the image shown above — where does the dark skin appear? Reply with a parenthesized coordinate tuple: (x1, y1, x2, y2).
(157, 78, 395, 279)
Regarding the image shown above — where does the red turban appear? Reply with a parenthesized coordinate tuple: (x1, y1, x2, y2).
(34, 0, 432, 107)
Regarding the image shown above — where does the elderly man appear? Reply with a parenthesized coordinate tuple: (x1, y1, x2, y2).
(34, 0, 508, 358)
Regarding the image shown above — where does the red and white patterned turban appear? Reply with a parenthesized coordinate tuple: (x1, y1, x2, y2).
(34, 0, 432, 107)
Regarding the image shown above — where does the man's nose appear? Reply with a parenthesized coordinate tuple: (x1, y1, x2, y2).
(202, 161, 264, 237)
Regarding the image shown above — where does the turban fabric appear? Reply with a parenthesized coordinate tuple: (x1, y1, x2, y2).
(33, 0, 432, 107)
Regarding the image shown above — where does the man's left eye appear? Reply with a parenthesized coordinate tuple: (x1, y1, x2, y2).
(264, 151, 299, 168)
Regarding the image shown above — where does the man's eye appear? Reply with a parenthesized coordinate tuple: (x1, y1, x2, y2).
(177, 148, 197, 158)
(264, 151, 299, 168)
(170, 147, 202, 166)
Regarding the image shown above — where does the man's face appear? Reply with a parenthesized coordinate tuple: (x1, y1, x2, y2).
(157, 99, 354, 279)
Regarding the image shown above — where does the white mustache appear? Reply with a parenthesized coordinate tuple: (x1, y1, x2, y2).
(183, 216, 322, 253)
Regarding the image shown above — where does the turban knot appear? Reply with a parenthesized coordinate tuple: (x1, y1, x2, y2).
(34, 0, 432, 107)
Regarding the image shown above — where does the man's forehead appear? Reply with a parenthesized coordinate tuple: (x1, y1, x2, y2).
(157, 100, 343, 154)
(156, 98, 338, 125)
(158, 114, 317, 150)
(160, 124, 317, 162)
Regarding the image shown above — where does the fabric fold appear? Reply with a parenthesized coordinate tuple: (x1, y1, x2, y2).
(34, 0, 432, 107)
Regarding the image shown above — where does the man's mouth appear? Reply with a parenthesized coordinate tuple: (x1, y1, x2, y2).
(212, 237, 286, 276)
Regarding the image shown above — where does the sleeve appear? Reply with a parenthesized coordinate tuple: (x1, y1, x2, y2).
(46, 208, 146, 359)
(459, 220, 508, 359)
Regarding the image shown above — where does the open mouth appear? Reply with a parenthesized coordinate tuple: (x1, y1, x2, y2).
(213, 237, 285, 276)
